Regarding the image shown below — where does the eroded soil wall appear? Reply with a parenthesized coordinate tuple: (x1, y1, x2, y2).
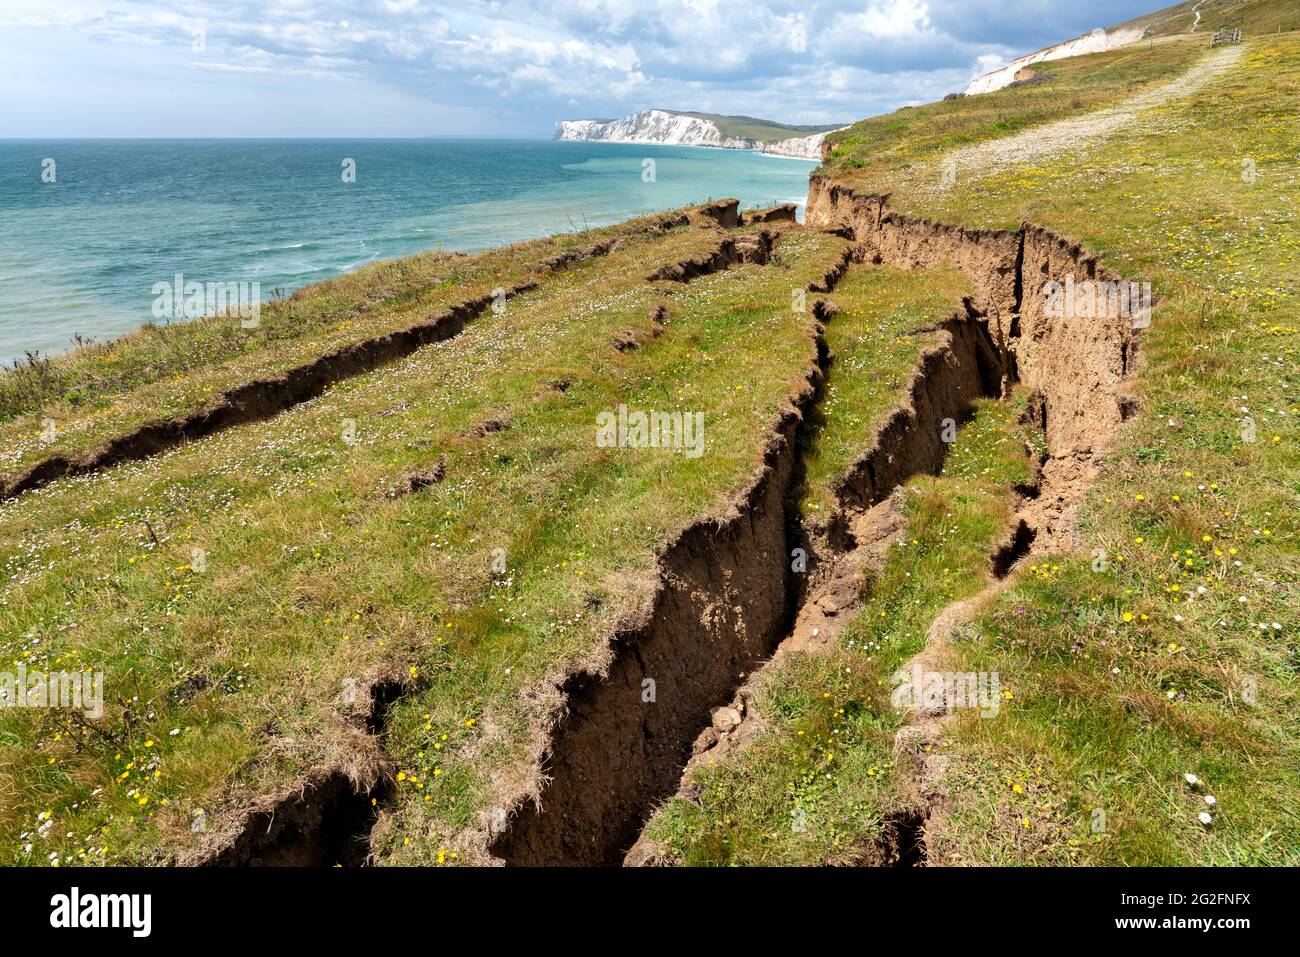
(490, 405, 806, 865)
(489, 257, 851, 866)
(833, 306, 1005, 516)
(805, 175, 1138, 465)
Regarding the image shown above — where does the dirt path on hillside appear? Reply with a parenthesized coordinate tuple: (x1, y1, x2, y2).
(940, 45, 1243, 181)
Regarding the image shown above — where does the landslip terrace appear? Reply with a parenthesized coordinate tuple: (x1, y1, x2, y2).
(1, 27, 1295, 868)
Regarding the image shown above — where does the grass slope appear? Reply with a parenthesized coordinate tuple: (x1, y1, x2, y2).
(675, 112, 840, 142)
(0, 217, 852, 866)
(1120, 0, 1300, 37)
(687, 22, 1296, 865)
(0, 208, 701, 464)
(2, 2, 1294, 871)
(825, 36, 1205, 178)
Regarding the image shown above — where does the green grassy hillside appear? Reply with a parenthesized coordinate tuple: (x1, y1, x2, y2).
(1, 1, 1294, 870)
(675, 112, 840, 141)
(1119, 0, 1300, 36)
(0, 206, 856, 865)
(643, 21, 1297, 866)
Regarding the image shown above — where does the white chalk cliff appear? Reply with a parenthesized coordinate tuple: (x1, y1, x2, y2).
(555, 109, 840, 160)
(965, 26, 1146, 95)
(759, 129, 841, 160)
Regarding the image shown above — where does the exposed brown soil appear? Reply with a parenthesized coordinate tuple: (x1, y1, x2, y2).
(200, 771, 389, 867)
(991, 518, 1036, 578)
(873, 810, 929, 866)
(488, 253, 852, 867)
(694, 199, 742, 229)
(612, 305, 669, 353)
(624, 180, 1144, 866)
(469, 416, 512, 437)
(744, 203, 798, 224)
(645, 228, 776, 282)
(191, 673, 402, 867)
(386, 459, 446, 498)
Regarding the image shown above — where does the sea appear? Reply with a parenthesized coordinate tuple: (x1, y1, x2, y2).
(0, 139, 817, 363)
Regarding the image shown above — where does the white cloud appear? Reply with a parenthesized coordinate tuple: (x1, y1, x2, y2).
(835, 0, 933, 40)
(0, 0, 1161, 136)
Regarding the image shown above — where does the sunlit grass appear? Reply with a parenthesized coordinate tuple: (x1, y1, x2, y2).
(0, 220, 852, 865)
(775, 30, 1299, 865)
(647, 398, 1034, 864)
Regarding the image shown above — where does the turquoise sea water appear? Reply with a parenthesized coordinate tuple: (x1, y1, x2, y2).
(0, 139, 816, 363)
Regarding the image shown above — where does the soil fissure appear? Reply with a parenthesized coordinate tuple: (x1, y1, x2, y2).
(495, 183, 1143, 867)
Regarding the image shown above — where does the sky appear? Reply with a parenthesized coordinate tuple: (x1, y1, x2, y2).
(0, 0, 1170, 138)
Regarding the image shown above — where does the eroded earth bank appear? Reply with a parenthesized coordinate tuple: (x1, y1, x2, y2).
(488, 178, 1144, 866)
